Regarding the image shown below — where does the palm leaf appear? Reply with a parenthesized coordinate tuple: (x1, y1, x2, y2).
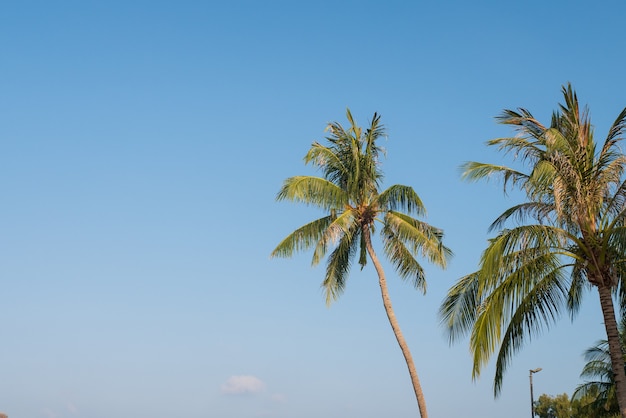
(276, 175, 347, 210)
(382, 225, 426, 292)
(271, 216, 335, 259)
(376, 184, 425, 216)
(461, 161, 528, 193)
(490, 261, 570, 394)
(311, 210, 356, 266)
(440, 272, 480, 344)
(323, 222, 360, 305)
(384, 211, 451, 267)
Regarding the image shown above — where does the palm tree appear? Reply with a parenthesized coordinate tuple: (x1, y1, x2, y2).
(439, 84, 626, 416)
(572, 317, 626, 417)
(271, 109, 452, 417)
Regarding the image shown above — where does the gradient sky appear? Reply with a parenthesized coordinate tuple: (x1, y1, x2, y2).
(2, 1, 626, 417)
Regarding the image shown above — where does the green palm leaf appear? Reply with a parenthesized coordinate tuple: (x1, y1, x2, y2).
(323, 222, 360, 305)
(439, 272, 480, 344)
(376, 184, 425, 216)
(384, 211, 450, 267)
(271, 215, 335, 259)
(276, 175, 347, 210)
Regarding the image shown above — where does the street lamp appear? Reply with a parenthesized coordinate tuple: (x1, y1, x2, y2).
(530, 368, 542, 418)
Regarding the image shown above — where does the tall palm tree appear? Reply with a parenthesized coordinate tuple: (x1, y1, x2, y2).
(271, 109, 452, 418)
(439, 84, 626, 416)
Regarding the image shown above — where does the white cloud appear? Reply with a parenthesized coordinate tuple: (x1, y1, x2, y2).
(221, 375, 266, 395)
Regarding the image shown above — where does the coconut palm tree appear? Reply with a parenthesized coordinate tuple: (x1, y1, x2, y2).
(271, 109, 452, 418)
(439, 84, 626, 416)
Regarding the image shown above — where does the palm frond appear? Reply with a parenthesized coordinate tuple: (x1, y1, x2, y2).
(382, 224, 426, 292)
(567, 256, 589, 318)
(469, 249, 569, 387)
(276, 176, 347, 210)
(604, 107, 626, 146)
(495, 108, 546, 141)
(311, 210, 356, 266)
(271, 216, 335, 259)
(461, 161, 528, 192)
(440, 272, 481, 344)
(478, 225, 570, 289)
(376, 184, 425, 216)
(452, 224, 573, 387)
(384, 211, 451, 268)
(527, 158, 557, 202)
(488, 201, 553, 232)
(323, 223, 360, 305)
(304, 142, 347, 176)
(486, 134, 544, 162)
(490, 262, 571, 394)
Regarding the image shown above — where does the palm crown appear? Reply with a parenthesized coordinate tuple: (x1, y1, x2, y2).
(272, 109, 451, 417)
(271, 109, 450, 304)
(440, 84, 626, 399)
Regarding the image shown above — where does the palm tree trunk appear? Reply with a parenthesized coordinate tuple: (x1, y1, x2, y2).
(597, 284, 626, 417)
(363, 227, 428, 418)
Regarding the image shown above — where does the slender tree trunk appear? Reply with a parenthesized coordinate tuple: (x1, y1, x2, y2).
(597, 284, 626, 418)
(363, 227, 428, 418)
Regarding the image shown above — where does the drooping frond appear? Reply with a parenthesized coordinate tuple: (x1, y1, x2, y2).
(490, 261, 571, 394)
(488, 201, 554, 232)
(276, 176, 347, 211)
(468, 246, 569, 381)
(322, 222, 360, 305)
(444, 224, 575, 390)
(382, 224, 427, 292)
(478, 224, 572, 288)
(440, 272, 481, 343)
(526, 158, 557, 203)
(567, 254, 589, 318)
(441, 255, 571, 387)
(383, 211, 451, 268)
(461, 161, 528, 192)
(311, 210, 356, 266)
(486, 134, 544, 163)
(271, 215, 335, 260)
(376, 184, 425, 216)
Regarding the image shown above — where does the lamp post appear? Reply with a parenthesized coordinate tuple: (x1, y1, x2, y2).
(530, 368, 542, 418)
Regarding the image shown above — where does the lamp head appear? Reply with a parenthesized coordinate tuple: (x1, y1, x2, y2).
(530, 368, 542, 373)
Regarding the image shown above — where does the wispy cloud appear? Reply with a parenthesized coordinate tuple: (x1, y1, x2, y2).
(221, 375, 266, 395)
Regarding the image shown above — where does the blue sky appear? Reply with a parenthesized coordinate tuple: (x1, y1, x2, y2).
(2, 1, 626, 417)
